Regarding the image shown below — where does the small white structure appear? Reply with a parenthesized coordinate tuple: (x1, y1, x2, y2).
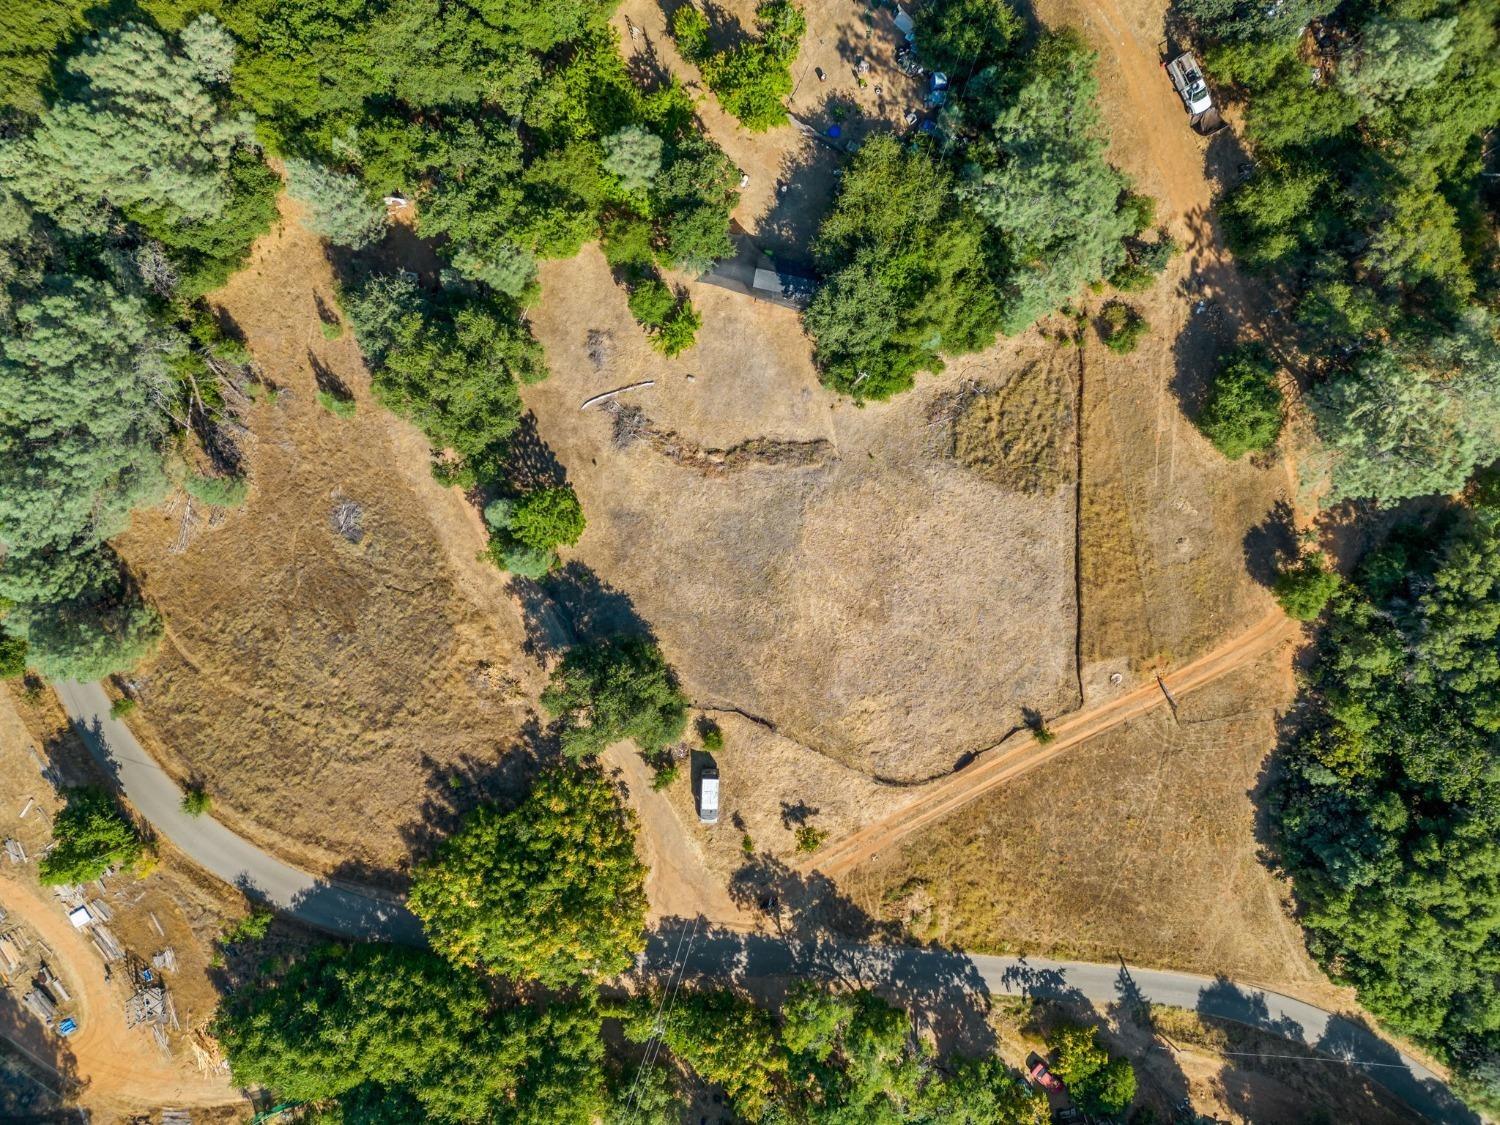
(67, 905, 92, 930)
(893, 6, 916, 39)
(698, 767, 720, 825)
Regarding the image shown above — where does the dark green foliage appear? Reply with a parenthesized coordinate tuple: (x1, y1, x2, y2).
(1273, 501, 1500, 1085)
(345, 274, 542, 487)
(959, 30, 1135, 334)
(1049, 1023, 1136, 1117)
(510, 486, 586, 552)
(627, 279, 676, 326)
(627, 278, 702, 355)
(601, 213, 657, 271)
(1196, 344, 1282, 459)
(676, 1, 806, 131)
(483, 486, 585, 575)
(805, 135, 1001, 399)
(0, 631, 26, 678)
(541, 636, 689, 759)
(624, 985, 1049, 1122)
(1097, 301, 1147, 354)
(1179, 0, 1334, 44)
(38, 786, 146, 885)
(11, 578, 163, 681)
(409, 761, 647, 986)
(1110, 229, 1176, 292)
(918, 0, 1023, 75)
(699, 717, 724, 750)
(181, 785, 212, 816)
(1273, 554, 1340, 620)
(132, 148, 281, 299)
(1206, 0, 1500, 502)
(214, 942, 612, 1122)
(805, 21, 1144, 399)
(0, 2, 93, 114)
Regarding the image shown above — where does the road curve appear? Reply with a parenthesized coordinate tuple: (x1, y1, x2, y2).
(57, 678, 1466, 1123)
(55, 680, 424, 945)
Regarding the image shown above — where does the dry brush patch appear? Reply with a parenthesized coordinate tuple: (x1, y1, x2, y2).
(113, 203, 537, 884)
(526, 250, 1079, 782)
(843, 656, 1340, 1003)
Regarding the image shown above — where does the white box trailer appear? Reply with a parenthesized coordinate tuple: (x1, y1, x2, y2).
(698, 768, 720, 824)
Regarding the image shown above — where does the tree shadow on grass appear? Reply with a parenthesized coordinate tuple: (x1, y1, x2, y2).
(514, 561, 654, 661)
(1242, 498, 1297, 589)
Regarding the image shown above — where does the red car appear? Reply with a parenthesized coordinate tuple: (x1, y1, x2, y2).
(1028, 1059, 1065, 1094)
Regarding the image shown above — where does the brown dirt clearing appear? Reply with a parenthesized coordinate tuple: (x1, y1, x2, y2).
(0, 685, 247, 1120)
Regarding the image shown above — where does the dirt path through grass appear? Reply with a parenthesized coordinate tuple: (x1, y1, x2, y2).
(802, 611, 1300, 878)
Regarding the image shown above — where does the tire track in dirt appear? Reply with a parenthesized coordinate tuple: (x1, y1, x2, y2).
(800, 611, 1301, 879)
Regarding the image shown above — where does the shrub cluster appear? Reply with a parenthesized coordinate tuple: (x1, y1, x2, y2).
(672, 1, 807, 131)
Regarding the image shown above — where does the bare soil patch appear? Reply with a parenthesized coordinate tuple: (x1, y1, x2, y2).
(526, 246, 1079, 782)
(0, 685, 246, 1120)
(113, 197, 537, 885)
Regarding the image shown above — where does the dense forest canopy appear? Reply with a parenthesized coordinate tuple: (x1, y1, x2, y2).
(1273, 491, 1500, 1108)
(803, 7, 1161, 399)
(1185, 0, 1500, 502)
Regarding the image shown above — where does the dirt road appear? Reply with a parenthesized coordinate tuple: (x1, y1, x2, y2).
(0, 876, 236, 1116)
(802, 611, 1300, 879)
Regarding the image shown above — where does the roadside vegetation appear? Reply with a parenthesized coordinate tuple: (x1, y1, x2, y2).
(804, 11, 1158, 399)
(215, 905, 1057, 1123)
(38, 786, 148, 885)
(1182, 0, 1500, 503)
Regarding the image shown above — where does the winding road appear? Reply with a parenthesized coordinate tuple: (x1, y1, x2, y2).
(55, 669, 1472, 1122)
(55, 680, 424, 945)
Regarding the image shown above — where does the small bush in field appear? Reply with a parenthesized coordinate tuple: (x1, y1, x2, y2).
(109, 696, 137, 719)
(794, 825, 828, 853)
(1098, 301, 1147, 354)
(181, 786, 212, 817)
(318, 389, 357, 418)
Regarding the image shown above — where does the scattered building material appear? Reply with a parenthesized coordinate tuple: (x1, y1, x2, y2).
(5, 838, 27, 864)
(37, 962, 70, 1003)
(67, 905, 92, 930)
(22, 987, 58, 1022)
(125, 983, 167, 1028)
(18, 797, 34, 819)
(152, 947, 178, 973)
(91, 924, 125, 962)
(87, 898, 112, 922)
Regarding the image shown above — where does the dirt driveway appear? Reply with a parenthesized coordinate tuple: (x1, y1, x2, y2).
(0, 877, 238, 1119)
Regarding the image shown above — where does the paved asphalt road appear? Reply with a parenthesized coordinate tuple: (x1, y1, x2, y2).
(59, 681, 1470, 1123)
(56, 680, 424, 945)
